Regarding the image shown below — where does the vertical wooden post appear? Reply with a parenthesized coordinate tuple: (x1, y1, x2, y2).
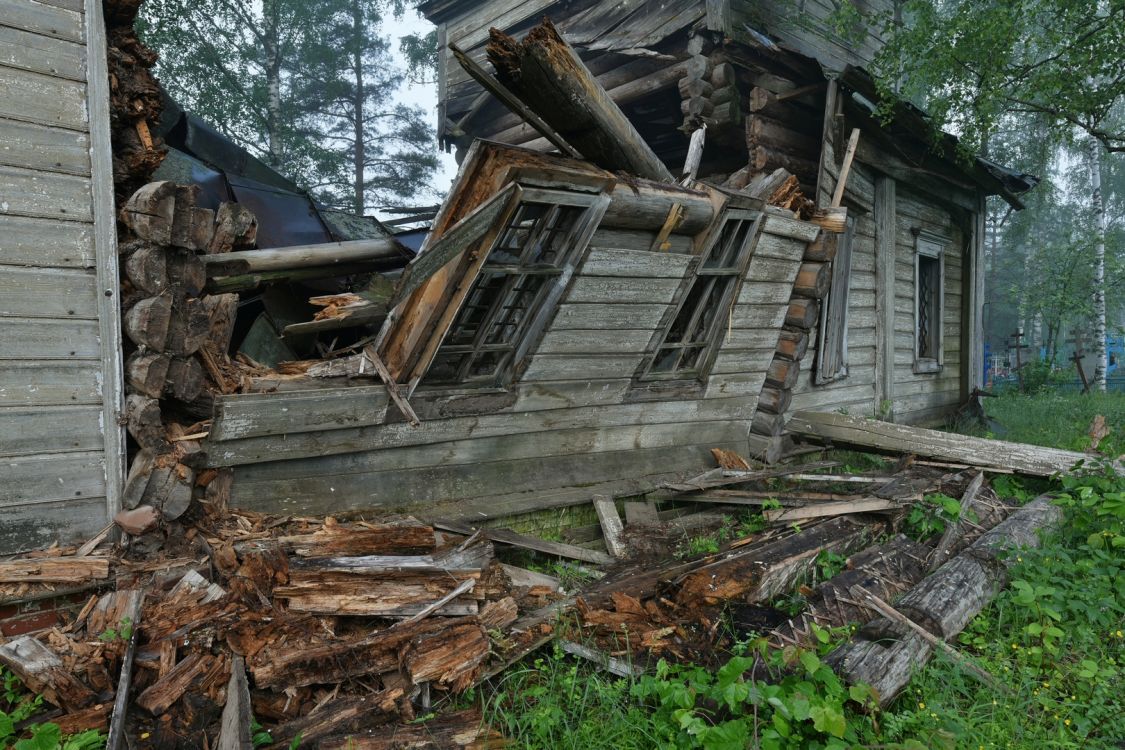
(967, 194, 987, 394)
(86, 0, 126, 521)
(874, 175, 897, 420)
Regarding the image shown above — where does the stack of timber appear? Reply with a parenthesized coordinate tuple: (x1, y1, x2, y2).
(119, 181, 258, 522)
(0, 511, 533, 747)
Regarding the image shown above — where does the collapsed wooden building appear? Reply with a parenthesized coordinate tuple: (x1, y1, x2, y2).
(0, 1, 1097, 746)
(1, 0, 1038, 547)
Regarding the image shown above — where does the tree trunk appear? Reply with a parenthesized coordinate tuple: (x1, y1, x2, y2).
(1089, 137, 1108, 390)
(263, 0, 283, 168)
(351, 0, 365, 216)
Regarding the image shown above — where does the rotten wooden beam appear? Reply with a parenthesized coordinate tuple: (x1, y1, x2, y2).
(487, 19, 674, 182)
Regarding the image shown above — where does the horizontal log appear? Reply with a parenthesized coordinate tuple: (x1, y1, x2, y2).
(201, 239, 409, 277)
(792, 261, 831, 299)
(205, 262, 391, 294)
(776, 329, 809, 361)
(765, 356, 800, 390)
(803, 230, 838, 262)
(812, 207, 849, 234)
(785, 297, 820, 329)
(757, 386, 792, 415)
(751, 410, 788, 437)
(787, 411, 1107, 477)
(602, 180, 716, 234)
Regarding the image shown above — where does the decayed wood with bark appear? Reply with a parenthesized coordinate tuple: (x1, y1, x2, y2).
(403, 619, 491, 689)
(275, 567, 482, 617)
(266, 689, 404, 750)
(209, 202, 258, 253)
(274, 520, 436, 557)
(249, 616, 484, 689)
(827, 497, 1062, 706)
(785, 298, 820, 329)
(0, 637, 96, 711)
(676, 516, 876, 606)
(318, 708, 505, 750)
(788, 410, 1107, 477)
(770, 534, 930, 648)
(487, 19, 674, 182)
(0, 557, 110, 584)
(136, 652, 224, 714)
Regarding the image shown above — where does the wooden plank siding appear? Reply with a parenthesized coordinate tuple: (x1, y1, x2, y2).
(211, 213, 821, 517)
(0, 0, 120, 553)
(790, 166, 968, 425)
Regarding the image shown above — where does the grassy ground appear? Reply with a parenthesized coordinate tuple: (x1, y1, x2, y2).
(472, 391, 1125, 749)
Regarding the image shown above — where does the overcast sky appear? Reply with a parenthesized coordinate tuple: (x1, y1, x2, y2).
(383, 6, 461, 203)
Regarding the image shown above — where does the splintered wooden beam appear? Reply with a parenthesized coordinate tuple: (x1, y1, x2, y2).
(928, 470, 985, 572)
(831, 128, 861, 208)
(362, 345, 420, 426)
(449, 43, 580, 159)
(788, 410, 1106, 477)
(487, 19, 674, 182)
(216, 656, 252, 750)
(0, 557, 110, 584)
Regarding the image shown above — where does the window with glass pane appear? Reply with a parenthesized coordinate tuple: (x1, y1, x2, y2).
(425, 200, 587, 385)
(914, 235, 944, 373)
(642, 213, 759, 380)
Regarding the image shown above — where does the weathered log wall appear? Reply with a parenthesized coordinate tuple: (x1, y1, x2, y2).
(0, 0, 123, 552)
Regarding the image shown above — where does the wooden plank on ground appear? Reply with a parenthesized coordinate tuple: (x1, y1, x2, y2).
(435, 519, 613, 566)
(764, 497, 899, 523)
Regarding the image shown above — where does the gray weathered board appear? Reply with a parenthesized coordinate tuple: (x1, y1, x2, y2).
(0, 0, 123, 553)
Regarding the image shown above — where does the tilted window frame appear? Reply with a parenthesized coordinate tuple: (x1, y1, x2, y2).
(635, 208, 764, 384)
(418, 185, 611, 389)
(913, 232, 945, 374)
(814, 215, 857, 385)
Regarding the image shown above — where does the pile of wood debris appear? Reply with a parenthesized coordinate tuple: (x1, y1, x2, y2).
(0, 445, 1068, 745)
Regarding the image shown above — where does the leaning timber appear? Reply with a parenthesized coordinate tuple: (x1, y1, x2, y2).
(487, 19, 674, 182)
(787, 410, 1109, 477)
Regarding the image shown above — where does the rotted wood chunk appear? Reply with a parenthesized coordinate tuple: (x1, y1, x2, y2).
(209, 202, 258, 253)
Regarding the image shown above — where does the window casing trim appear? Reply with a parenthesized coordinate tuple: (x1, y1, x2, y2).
(913, 232, 946, 374)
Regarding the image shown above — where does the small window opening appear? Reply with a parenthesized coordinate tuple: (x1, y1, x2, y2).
(914, 235, 944, 373)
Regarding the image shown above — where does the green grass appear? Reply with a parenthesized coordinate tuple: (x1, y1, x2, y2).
(974, 390, 1125, 454)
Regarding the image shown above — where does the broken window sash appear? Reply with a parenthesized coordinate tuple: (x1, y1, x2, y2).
(422, 187, 610, 387)
(913, 233, 945, 374)
(815, 215, 857, 384)
(640, 209, 763, 381)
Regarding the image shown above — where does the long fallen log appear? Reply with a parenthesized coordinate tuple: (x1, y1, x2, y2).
(788, 410, 1107, 477)
(826, 496, 1062, 706)
(487, 19, 674, 182)
(201, 239, 410, 277)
